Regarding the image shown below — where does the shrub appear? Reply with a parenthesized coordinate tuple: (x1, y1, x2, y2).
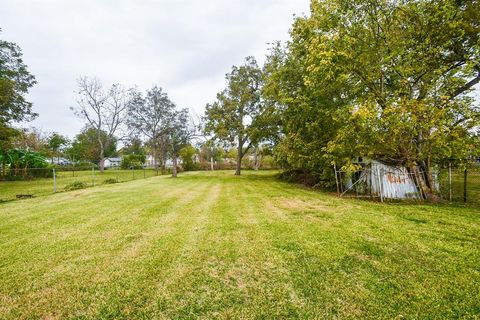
(64, 181, 87, 191)
(121, 154, 145, 169)
(103, 178, 118, 184)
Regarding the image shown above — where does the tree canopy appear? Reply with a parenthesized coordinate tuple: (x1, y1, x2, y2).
(204, 56, 270, 175)
(0, 29, 37, 151)
(265, 0, 480, 194)
(66, 127, 117, 164)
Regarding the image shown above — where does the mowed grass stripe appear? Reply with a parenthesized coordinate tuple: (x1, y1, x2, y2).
(65, 178, 220, 319)
(0, 176, 212, 319)
(0, 171, 479, 319)
(244, 174, 480, 318)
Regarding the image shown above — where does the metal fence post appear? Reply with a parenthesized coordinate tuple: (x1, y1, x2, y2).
(53, 168, 57, 193)
(377, 167, 384, 203)
(448, 163, 452, 201)
(333, 164, 340, 196)
(92, 167, 95, 186)
(464, 168, 467, 203)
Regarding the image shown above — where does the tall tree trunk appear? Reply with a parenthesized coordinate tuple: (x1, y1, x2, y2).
(235, 156, 241, 175)
(235, 143, 242, 176)
(172, 156, 178, 178)
(235, 134, 247, 175)
(99, 145, 105, 172)
(99, 157, 105, 172)
(98, 138, 105, 172)
(153, 146, 158, 169)
(210, 156, 214, 171)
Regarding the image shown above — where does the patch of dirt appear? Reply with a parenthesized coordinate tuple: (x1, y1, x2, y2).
(264, 200, 288, 221)
(267, 197, 336, 220)
(276, 197, 332, 212)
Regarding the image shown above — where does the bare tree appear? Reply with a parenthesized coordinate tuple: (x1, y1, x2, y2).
(72, 77, 129, 172)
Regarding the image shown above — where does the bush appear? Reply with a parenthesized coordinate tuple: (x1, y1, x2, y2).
(121, 154, 145, 169)
(103, 178, 118, 184)
(64, 181, 87, 191)
(278, 169, 336, 189)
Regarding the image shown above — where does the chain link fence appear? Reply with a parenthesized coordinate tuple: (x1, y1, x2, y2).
(0, 167, 163, 203)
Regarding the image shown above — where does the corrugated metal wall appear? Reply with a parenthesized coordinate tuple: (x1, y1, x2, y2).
(370, 161, 420, 199)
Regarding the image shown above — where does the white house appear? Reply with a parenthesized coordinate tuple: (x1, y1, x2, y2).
(50, 157, 72, 166)
(104, 157, 122, 168)
(145, 155, 155, 168)
(144, 155, 181, 168)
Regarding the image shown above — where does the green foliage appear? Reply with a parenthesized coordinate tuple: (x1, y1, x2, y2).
(47, 132, 68, 159)
(0, 149, 48, 169)
(266, 0, 480, 188)
(1, 171, 479, 318)
(128, 86, 192, 176)
(204, 56, 272, 175)
(103, 178, 118, 185)
(198, 141, 224, 163)
(121, 154, 145, 169)
(66, 127, 117, 163)
(0, 29, 37, 125)
(64, 181, 87, 191)
(179, 144, 198, 171)
(0, 29, 37, 164)
(0, 149, 50, 180)
(0, 124, 20, 152)
(121, 138, 145, 156)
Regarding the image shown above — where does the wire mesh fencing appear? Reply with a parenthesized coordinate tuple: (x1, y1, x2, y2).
(437, 165, 480, 205)
(335, 166, 424, 201)
(0, 167, 163, 202)
(334, 161, 480, 205)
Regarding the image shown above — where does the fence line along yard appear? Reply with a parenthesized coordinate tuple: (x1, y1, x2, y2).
(335, 161, 480, 205)
(0, 167, 163, 202)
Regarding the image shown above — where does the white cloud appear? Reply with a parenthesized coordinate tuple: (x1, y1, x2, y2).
(0, 0, 309, 137)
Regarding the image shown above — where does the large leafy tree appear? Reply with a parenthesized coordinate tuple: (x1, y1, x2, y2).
(47, 132, 68, 163)
(66, 127, 117, 164)
(267, 0, 480, 196)
(128, 86, 193, 177)
(121, 137, 146, 156)
(167, 108, 192, 177)
(179, 144, 198, 171)
(204, 56, 270, 175)
(0, 28, 37, 150)
(127, 86, 174, 169)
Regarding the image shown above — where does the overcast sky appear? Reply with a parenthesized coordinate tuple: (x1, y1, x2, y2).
(0, 0, 309, 138)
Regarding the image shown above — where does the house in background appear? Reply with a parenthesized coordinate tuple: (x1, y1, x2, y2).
(104, 157, 122, 168)
(50, 157, 72, 166)
(145, 155, 155, 168)
(144, 155, 181, 168)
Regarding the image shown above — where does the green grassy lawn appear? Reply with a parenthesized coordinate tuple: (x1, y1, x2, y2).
(451, 171, 480, 204)
(0, 169, 159, 202)
(0, 171, 479, 319)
